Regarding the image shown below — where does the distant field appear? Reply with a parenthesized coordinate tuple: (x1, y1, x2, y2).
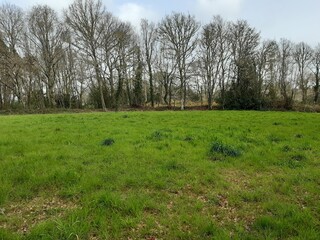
(0, 111, 319, 239)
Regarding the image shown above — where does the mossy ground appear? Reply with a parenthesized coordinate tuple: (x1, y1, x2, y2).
(0, 111, 319, 239)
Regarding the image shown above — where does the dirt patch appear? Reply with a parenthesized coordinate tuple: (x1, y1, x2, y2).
(0, 196, 77, 234)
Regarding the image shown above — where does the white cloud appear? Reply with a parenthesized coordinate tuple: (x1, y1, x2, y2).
(195, 0, 243, 21)
(12, 0, 73, 12)
(117, 2, 157, 31)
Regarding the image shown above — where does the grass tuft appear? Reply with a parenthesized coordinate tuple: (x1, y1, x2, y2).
(210, 141, 241, 158)
(282, 145, 292, 152)
(184, 136, 194, 142)
(101, 138, 115, 146)
(164, 160, 186, 171)
(148, 130, 169, 141)
(291, 154, 307, 161)
(268, 134, 282, 143)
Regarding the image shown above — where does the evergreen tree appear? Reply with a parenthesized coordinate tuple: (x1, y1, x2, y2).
(132, 47, 144, 107)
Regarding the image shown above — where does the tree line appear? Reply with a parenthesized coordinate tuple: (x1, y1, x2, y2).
(0, 0, 319, 111)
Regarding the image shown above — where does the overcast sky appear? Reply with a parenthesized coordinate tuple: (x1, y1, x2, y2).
(2, 0, 320, 46)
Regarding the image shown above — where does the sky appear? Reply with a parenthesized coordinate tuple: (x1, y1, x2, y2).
(2, 0, 320, 46)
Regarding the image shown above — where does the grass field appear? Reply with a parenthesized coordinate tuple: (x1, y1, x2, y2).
(0, 111, 319, 239)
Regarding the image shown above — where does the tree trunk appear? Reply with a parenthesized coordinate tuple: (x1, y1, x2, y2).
(314, 66, 319, 103)
(148, 62, 154, 107)
(179, 67, 184, 110)
(207, 75, 213, 110)
(0, 84, 3, 110)
(95, 63, 106, 111)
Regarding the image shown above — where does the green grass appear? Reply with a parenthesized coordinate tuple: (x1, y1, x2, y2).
(0, 111, 319, 239)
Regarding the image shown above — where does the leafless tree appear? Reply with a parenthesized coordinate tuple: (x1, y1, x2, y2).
(65, 0, 108, 110)
(113, 22, 136, 109)
(293, 42, 313, 103)
(0, 3, 24, 53)
(256, 40, 279, 102)
(28, 5, 64, 107)
(277, 39, 295, 109)
(200, 16, 230, 109)
(141, 19, 157, 107)
(0, 3, 25, 107)
(101, 14, 119, 107)
(158, 13, 200, 110)
(155, 43, 177, 107)
(229, 20, 260, 76)
(0, 1, 319, 111)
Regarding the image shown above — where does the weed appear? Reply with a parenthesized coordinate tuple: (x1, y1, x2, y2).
(300, 145, 312, 151)
(156, 142, 170, 150)
(268, 134, 282, 143)
(148, 130, 169, 141)
(291, 154, 307, 161)
(240, 190, 265, 203)
(149, 131, 162, 141)
(202, 222, 217, 237)
(164, 160, 186, 171)
(184, 136, 193, 142)
(282, 145, 292, 152)
(95, 193, 122, 212)
(210, 141, 241, 158)
(279, 154, 307, 169)
(101, 138, 115, 146)
(54, 216, 82, 239)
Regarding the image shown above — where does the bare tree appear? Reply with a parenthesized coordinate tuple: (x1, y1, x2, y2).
(312, 44, 320, 103)
(200, 16, 229, 109)
(0, 38, 14, 109)
(0, 3, 25, 107)
(230, 20, 260, 64)
(158, 13, 200, 110)
(0, 3, 24, 53)
(65, 0, 108, 110)
(156, 43, 177, 107)
(256, 40, 279, 103)
(28, 5, 64, 107)
(293, 42, 313, 103)
(141, 19, 157, 107)
(277, 39, 295, 109)
(101, 14, 119, 107)
(55, 29, 81, 108)
(113, 22, 136, 110)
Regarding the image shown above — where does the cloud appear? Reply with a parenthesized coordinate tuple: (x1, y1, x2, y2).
(117, 2, 158, 31)
(12, 0, 73, 12)
(195, 0, 243, 20)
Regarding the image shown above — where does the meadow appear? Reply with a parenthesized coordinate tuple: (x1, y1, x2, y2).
(0, 111, 319, 239)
